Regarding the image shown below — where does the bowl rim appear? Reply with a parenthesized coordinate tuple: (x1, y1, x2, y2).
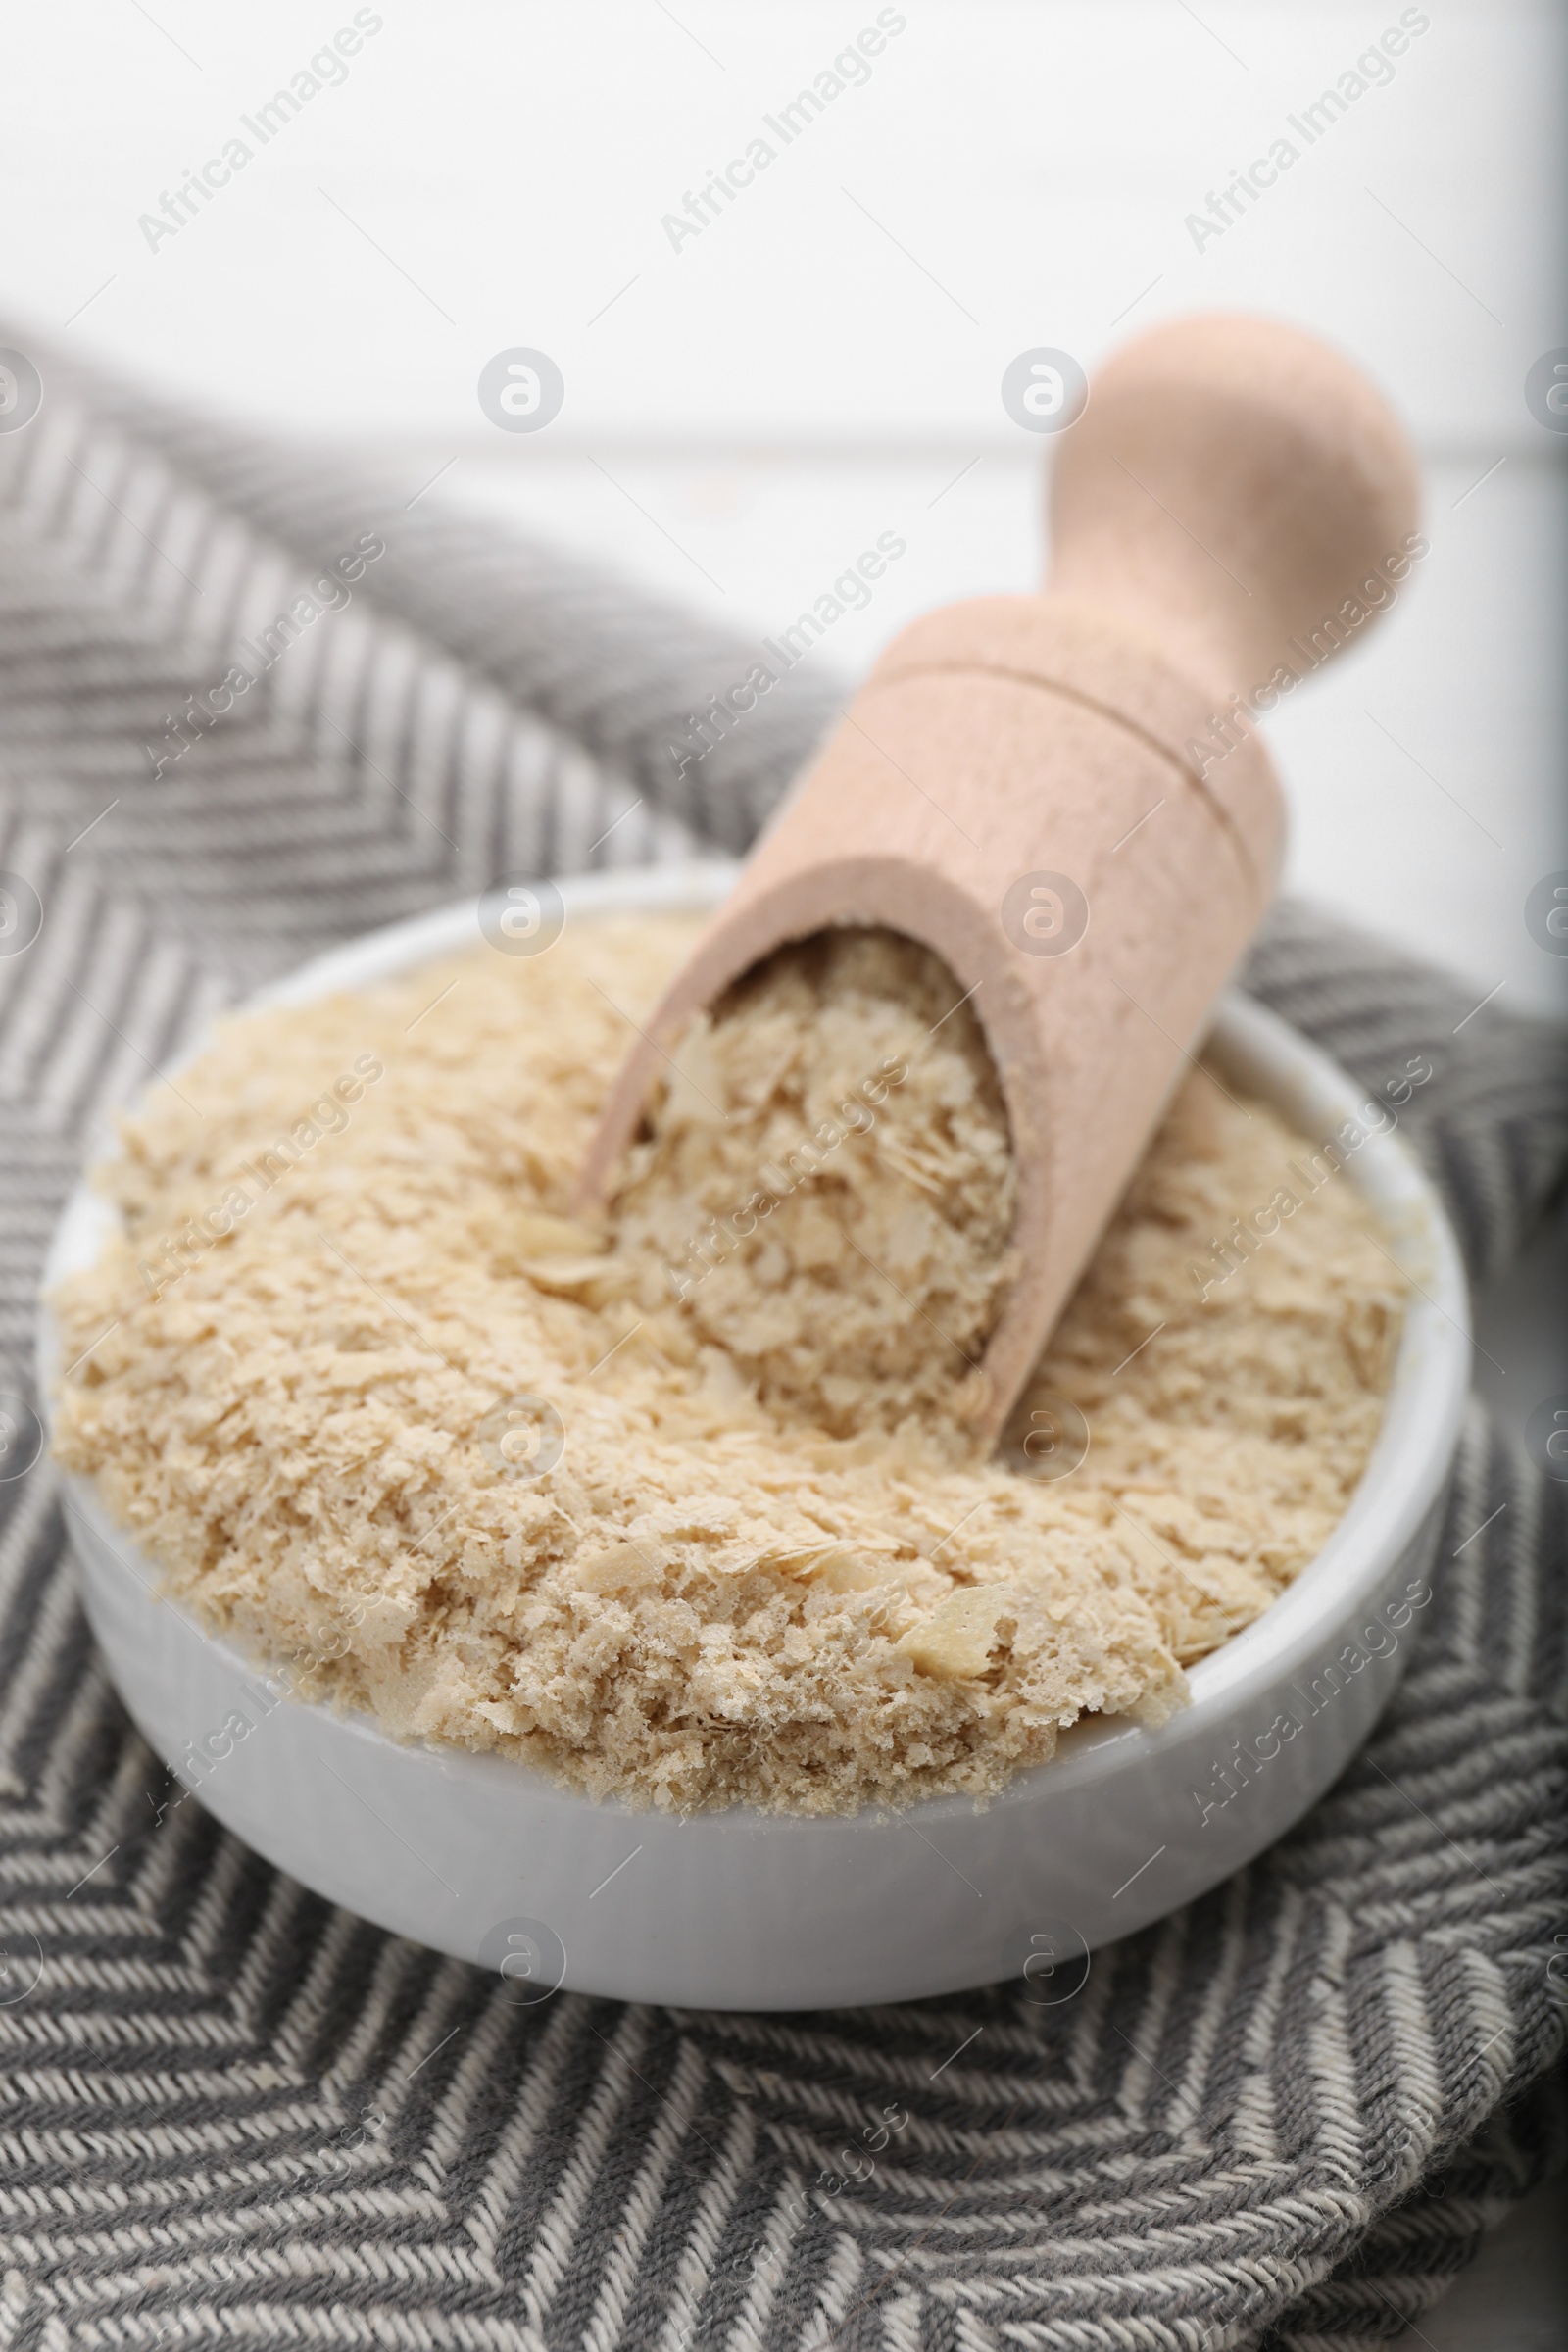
(37, 859, 1472, 1831)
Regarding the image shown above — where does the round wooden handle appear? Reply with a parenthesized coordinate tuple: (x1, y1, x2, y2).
(1043, 313, 1422, 703)
(578, 314, 1423, 1449)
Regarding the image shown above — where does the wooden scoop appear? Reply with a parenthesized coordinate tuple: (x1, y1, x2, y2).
(577, 313, 1422, 1449)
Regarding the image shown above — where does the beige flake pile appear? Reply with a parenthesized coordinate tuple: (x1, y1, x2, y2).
(613, 926, 1016, 1435)
(50, 912, 1405, 1815)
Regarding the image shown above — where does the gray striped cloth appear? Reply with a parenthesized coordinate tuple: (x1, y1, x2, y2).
(1, 330, 1564, 2352)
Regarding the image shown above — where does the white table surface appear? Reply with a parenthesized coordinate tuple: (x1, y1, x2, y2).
(2, 1, 1564, 1014)
(2, 6, 1563, 2338)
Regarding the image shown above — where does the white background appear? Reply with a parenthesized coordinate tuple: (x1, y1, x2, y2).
(1, 2, 1564, 1013)
(3, 11, 1564, 2329)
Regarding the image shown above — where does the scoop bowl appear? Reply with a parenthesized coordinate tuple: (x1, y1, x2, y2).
(38, 861, 1469, 2011)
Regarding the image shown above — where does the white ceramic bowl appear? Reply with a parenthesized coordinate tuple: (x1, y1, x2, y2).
(39, 863, 1470, 2012)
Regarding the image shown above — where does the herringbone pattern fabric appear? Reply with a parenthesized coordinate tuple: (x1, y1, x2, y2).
(1, 334, 1564, 2352)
